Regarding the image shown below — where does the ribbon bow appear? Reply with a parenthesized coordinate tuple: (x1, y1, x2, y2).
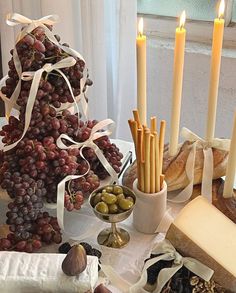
(6, 13, 59, 28)
(55, 118, 119, 233)
(3, 57, 77, 152)
(1, 13, 87, 119)
(101, 240, 214, 293)
(129, 239, 214, 293)
(168, 127, 230, 203)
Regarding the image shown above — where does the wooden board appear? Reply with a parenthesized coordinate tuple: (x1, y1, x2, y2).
(192, 178, 236, 223)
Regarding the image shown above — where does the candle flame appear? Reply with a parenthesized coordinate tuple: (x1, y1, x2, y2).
(179, 10, 186, 29)
(138, 18, 144, 36)
(218, 0, 225, 19)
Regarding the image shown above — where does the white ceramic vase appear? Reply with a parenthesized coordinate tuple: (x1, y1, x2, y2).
(132, 179, 167, 234)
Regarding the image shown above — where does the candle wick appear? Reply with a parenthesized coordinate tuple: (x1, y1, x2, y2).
(138, 32, 143, 37)
(218, 12, 224, 20)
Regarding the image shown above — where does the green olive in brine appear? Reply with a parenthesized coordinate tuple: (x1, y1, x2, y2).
(101, 193, 117, 205)
(118, 198, 133, 211)
(95, 202, 109, 214)
(125, 196, 134, 204)
(93, 193, 102, 206)
(113, 186, 123, 195)
(108, 204, 118, 214)
(116, 193, 125, 203)
(105, 186, 114, 193)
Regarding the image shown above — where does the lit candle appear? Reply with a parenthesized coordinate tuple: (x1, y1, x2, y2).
(206, 0, 225, 141)
(169, 11, 186, 156)
(223, 111, 236, 198)
(136, 18, 147, 125)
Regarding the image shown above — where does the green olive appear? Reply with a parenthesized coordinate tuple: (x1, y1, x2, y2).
(116, 193, 125, 203)
(105, 186, 114, 193)
(108, 204, 118, 214)
(102, 189, 107, 194)
(93, 193, 102, 206)
(101, 193, 117, 205)
(118, 198, 134, 211)
(125, 196, 134, 203)
(113, 186, 123, 195)
(95, 202, 109, 214)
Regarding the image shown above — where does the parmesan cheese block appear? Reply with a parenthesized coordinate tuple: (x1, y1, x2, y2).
(166, 196, 236, 292)
(0, 252, 98, 292)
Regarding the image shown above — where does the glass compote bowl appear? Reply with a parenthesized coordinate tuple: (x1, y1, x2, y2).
(89, 185, 136, 249)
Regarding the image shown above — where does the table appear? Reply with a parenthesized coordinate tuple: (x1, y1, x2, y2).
(0, 115, 184, 292)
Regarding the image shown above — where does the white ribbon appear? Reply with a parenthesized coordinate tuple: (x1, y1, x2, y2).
(168, 127, 230, 203)
(1, 13, 88, 119)
(154, 209, 173, 233)
(101, 239, 214, 293)
(3, 57, 78, 152)
(56, 118, 119, 233)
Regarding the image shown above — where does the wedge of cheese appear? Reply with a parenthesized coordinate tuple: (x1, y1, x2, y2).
(166, 196, 236, 292)
(0, 252, 98, 292)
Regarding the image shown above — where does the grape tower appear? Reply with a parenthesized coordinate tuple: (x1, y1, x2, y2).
(0, 23, 123, 252)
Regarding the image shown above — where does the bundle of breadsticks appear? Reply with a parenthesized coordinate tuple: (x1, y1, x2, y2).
(128, 110, 166, 193)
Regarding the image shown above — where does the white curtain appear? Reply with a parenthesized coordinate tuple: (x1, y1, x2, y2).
(0, 0, 137, 140)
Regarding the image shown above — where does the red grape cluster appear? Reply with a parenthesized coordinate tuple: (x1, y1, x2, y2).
(64, 171, 100, 211)
(2, 26, 92, 102)
(0, 212, 61, 252)
(0, 24, 123, 252)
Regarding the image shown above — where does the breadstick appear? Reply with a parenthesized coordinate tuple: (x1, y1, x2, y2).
(133, 110, 142, 128)
(150, 134, 155, 193)
(137, 129, 145, 191)
(159, 120, 166, 175)
(140, 161, 145, 193)
(128, 119, 137, 146)
(150, 117, 157, 134)
(160, 174, 165, 190)
(144, 130, 151, 193)
(140, 126, 146, 162)
(154, 132, 160, 192)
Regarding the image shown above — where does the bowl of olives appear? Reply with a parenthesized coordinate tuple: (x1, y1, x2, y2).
(89, 184, 136, 248)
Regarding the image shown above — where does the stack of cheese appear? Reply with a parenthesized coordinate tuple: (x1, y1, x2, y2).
(0, 252, 98, 292)
(128, 110, 166, 194)
(166, 196, 236, 292)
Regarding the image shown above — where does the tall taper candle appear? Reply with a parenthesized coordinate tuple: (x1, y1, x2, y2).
(136, 18, 147, 125)
(169, 11, 186, 156)
(223, 111, 236, 198)
(206, 0, 225, 141)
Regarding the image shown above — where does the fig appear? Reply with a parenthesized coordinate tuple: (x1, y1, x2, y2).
(94, 284, 112, 293)
(61, 244, 87, 276)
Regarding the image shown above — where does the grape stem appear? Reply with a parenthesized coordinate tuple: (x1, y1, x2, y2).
(27, 32, 36, 40)
(44, 56, 57, 60)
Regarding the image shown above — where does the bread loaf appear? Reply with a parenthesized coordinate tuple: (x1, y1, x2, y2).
(122, 141, 228, 192)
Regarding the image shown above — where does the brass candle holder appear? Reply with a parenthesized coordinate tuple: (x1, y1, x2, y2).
(89, 185, 136, 249)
